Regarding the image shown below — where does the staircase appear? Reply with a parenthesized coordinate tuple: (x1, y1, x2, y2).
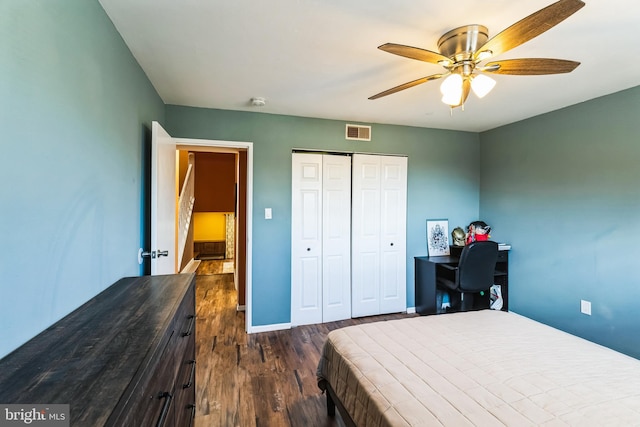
(178, 155, 195, 269)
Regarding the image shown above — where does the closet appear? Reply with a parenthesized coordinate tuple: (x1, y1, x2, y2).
(351, 154, 407, 317)
(291, 153, 352, 325)
(291, 152, 407, 325)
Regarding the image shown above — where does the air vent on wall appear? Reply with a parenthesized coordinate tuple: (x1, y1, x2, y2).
(345, 124, 371, 141)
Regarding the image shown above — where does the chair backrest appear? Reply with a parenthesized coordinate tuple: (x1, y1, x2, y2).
(457, 241, 498, 292)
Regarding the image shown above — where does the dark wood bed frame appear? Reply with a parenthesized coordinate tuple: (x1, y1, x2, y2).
(319, 379, 357, 427)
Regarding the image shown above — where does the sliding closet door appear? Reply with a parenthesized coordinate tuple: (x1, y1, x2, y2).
(352, 154, 407, 317)
(351, 154, 382, 317)
(291, 153, 323, 325)
(379, 155, 407, 314)
(321, 155, 351, 322)
(291, 153, 351, 326)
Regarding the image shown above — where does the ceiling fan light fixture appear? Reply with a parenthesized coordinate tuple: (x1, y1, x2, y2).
(368, 0, 585, 109)
(470, 74, 496, 98)
(440, 73, 463, 106)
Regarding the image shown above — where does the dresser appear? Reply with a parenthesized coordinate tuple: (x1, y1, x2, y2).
(0, 274, 196, 426)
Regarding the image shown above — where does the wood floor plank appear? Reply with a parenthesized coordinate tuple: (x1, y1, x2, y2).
(194, 260, 417, 427)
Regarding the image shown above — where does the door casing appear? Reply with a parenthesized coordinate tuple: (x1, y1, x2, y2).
(160, 133, 254, 333)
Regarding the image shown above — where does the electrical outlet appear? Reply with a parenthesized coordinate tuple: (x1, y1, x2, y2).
(580, 300, 591, 315)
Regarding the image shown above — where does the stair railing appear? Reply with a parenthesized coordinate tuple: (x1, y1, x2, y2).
(177, 158, 195, 268)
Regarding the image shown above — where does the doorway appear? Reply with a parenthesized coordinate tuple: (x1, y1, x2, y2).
(176, 138, 253, 333)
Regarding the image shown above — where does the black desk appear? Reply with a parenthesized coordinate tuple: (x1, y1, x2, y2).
(415, 250, 509, 315)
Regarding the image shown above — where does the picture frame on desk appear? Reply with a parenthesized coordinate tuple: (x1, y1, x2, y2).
(426, 219, 450, 256)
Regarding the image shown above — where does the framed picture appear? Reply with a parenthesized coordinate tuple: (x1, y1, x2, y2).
(427, 219, 450, 256)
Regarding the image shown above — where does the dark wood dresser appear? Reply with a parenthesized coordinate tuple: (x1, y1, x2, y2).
(0, 274, 196, 426)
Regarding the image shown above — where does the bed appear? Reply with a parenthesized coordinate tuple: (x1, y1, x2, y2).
(317, 310, 640, 426)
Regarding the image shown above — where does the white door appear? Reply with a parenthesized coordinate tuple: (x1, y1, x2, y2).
(352, 154, 407, 317)
(379, 156, 407, 314)
(351, 154, 382, 317)
(291, 153, 351, 325)
(321, 155, 351, 322)
(291, 153, 323, 325)
(151, 121, 177, 275)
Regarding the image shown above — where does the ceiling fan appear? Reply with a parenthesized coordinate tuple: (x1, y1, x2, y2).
(369, 0, 585, 108)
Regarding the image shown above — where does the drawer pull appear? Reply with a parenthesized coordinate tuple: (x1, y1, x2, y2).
(156, 391, 173, 427)
(188, 404, 196, 427)
(183, 359, 196, 389)
(182, 315, 195, 337)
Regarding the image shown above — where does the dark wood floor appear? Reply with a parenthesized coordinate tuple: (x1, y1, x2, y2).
(194, 260, 416, 427)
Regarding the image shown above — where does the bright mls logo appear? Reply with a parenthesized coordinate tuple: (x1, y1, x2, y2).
(0, 405, 69, 427)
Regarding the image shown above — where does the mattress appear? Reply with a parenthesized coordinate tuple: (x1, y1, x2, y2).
(317, 310, 640, 426)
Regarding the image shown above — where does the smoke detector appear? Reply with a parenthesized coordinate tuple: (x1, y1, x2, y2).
(250, 97, 266, 107)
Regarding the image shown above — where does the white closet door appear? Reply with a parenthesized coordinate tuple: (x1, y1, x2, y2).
(291, 153, 323, 325)
(379, 156, 407, 314)
(351, 154, 382, 317)
(352, 154, 407, 317)
(292, 153, 351, 326)
(322, 155, 351, 322)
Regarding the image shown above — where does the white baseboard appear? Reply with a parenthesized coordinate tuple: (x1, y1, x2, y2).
(180, 259, 201, 274)
(406, 306, 416, 314)
(248, 322, 291, 334)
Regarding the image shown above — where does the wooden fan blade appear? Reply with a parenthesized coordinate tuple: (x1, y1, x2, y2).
(483, 58, 580, 75)
(379, 43, 451, 66)
(474, 0, 585, 61)
(369, 74, 444, 100)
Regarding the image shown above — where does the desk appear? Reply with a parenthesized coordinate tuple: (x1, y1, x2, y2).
(415, 249, 509, 315)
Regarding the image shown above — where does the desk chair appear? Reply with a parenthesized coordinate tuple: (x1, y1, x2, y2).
(437, 241, 498, 311)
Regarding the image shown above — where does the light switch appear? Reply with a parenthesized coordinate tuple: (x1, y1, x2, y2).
(265, 208, 272, 219)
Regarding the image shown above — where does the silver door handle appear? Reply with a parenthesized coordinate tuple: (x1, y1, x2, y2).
(140, 250, 169, 259)
(141, 250, 156, 259)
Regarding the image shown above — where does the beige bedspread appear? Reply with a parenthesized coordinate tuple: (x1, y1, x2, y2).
(317, 310, 640, 426)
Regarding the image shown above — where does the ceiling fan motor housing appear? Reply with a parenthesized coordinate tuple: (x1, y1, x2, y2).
(437, 25, 488, 63)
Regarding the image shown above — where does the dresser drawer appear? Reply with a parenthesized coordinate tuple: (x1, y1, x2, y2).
(123, 337, 178, 427)
(175, 339, 196, 427)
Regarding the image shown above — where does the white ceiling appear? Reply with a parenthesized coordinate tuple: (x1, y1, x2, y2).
(98, 0, 640, 132)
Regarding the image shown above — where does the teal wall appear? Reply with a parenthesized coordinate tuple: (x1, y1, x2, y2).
(6, 0, 637, 364)
(0, 1, 165, 357)
(480, 86, 640, 358)
(165, 106, 481, 326)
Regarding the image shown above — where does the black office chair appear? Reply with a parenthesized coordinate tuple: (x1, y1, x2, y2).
(437, 241, 498, 311)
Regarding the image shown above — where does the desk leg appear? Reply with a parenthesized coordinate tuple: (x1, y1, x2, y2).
(415, 258, 437, 315)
